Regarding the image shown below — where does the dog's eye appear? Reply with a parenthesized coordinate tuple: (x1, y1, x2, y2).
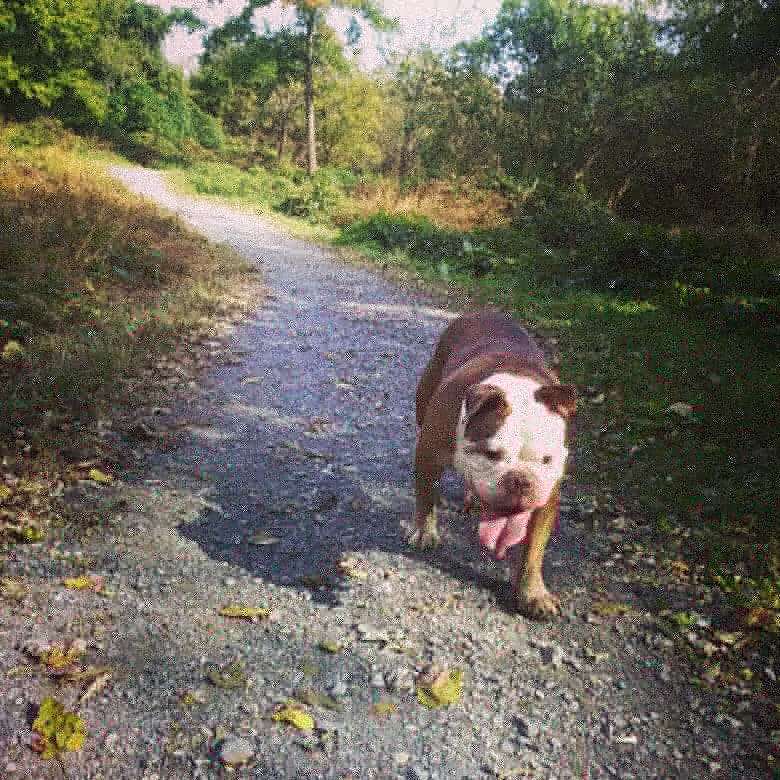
(542, 455, 552, 465)
(484, 450, 503, 462)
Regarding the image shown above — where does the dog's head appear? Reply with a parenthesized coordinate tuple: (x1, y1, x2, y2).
(453, 373, 576, 514)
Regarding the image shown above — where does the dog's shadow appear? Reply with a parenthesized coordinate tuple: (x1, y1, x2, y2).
(170, 444, 580, 615)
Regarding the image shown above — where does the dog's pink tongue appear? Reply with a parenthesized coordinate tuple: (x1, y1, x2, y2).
(478, 510, 532, 560)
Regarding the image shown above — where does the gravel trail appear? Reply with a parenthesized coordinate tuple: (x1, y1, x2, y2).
(0, 166, 768, 779)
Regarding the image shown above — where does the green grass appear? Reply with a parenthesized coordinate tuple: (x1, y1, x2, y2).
(171, 158, 780, 616)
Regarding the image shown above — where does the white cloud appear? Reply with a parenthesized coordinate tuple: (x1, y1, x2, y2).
(152, 0, 503, 73)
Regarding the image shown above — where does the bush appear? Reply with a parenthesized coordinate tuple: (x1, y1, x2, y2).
(0, 117, 71, 149)
(277, 168, 348, 221)
(190, 104, 224, 151)
(505, 177, 780, 302)
(340, 212, 497, 275)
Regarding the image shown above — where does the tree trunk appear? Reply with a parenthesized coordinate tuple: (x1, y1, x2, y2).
(399, 122, 413, 179)
(277, 113, 288, 160)
(304, 12, 318, 176)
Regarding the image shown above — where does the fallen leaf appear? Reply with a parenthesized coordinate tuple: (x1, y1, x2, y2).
(31, 697, 87, 759)
(87, 468, 113, 485)
(63, 575, 104, 592)
(714, 631, 742, 646)
(300, 574, 328, 588)
(666, 402, 695, 419)
(669, 560, 690, 577)
(372, 700, 398, 716)
(0, 485, 12, 502)
(318, 640, 342, 654)
(295, 690, 344, 712)
(337, 557, 368, 580)
(218, 605, 270, 621)
(416, 668, 463, 709)
(2, 340, 24, 361)
(272, 705, 315, 731)
(7, 664, 36, 677)
(591, 600, 632, 617)
(241, 376, 263, 385)
(738, 607, 775, 630)
(0, 577, 28, 601)
(78, 670, 111, 704)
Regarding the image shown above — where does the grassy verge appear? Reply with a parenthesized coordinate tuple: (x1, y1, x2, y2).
(171, 157, 780, 625)
(0, 121, 260, 542)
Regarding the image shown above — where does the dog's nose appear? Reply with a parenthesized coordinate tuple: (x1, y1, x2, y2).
(499, 471, 531, 497)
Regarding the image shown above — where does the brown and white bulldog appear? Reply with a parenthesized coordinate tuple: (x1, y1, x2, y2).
(409, 308, 576, 619)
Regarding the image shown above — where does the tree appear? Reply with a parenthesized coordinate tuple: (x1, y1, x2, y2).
(280, 0, 396, 174)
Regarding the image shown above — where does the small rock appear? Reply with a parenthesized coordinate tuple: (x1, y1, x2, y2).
(370, 672, 386, 689)
(223, 577, 237, 587)
(539, 644, 563, 668)
(357, 623, 389, 642)
(219, 736, 254, 766)
(407, 766, 430, 780)
(393, 752, 410, 765)
(516, 716, 541, 739)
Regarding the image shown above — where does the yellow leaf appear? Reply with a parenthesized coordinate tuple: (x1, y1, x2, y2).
(0, 577, 27, 601)
(88, 468, 113, 484)
(372, 700, 398, 716)
(669, 560, 689, 577)
(63, 575, 103, 592)
(416, 668, 463, 709)
(337, 557, 368, 580)
(218, 605, 270, 620)
(318, 639, 342, 654)
(591, 600, 632, 617)
(2, 340, 24, 361)
(0, 485, 12, 502)
(272, 705, 315, 731)
(31, 697, 87, 759)
(41, 645, 83, 671)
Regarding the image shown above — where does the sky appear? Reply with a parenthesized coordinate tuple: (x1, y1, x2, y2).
(152, 0, 505, 73)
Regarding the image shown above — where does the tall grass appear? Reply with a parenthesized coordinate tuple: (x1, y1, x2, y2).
(0, 122, 255, 444)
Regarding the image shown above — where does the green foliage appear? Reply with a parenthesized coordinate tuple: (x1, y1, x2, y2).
(340, 212, 497, 276)
(504, 177, 780, 308)
(32, 697, 87, 759)
(0, 0, 217, 163)
(278, 168, 353, 219)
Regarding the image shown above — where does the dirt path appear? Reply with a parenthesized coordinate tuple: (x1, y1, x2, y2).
(0, 166, 766, 779)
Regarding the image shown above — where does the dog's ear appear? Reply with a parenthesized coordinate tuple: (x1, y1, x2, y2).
(535, 384, 577, 420)
(463, 383, 511, 440)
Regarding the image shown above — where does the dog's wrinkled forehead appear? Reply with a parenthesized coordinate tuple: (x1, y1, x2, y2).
(459, 373, 568, 453)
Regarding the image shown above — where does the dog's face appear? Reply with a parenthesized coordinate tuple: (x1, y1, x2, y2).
(453, 373, 575, 514)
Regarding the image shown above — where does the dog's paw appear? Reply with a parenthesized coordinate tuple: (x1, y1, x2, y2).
(517, 584, 561, 620)
(406, 511, 440, 550)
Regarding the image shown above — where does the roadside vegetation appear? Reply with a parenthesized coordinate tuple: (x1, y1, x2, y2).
(0, 118, 257, 542)
(1, 0, 778, 635)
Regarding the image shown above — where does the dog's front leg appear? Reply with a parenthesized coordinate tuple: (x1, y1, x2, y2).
(407, 438, 445, 550)
(514, 483, 561, 619)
